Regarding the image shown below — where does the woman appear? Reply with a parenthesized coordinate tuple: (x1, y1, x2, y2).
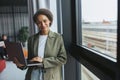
(14, 8, 67, 80)
(0, 34, 9, 59)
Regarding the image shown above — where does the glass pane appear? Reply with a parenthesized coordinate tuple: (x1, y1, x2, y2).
(81, 65, 100, 80)
(81, 0, 117, 59)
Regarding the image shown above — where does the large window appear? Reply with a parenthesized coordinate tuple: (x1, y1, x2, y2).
(81, 0, 117, 59)
(71, 0, 120, 80)
(0, 6, 28, 41)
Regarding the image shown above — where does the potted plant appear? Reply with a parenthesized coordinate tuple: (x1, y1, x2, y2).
(18, 26, 29, 47)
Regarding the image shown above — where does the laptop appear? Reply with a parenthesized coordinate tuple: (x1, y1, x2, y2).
(5, 42, 43, 67)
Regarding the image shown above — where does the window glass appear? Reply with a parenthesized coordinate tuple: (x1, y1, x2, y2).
(81, 65, 100, 80)
(81, 0, 117, 59)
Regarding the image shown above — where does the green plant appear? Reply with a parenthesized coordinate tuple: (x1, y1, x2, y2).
(18, 26, 29, 46)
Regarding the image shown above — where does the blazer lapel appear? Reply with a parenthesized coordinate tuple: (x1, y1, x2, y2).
(33, 33, 39, 56)
(44, 31, 55, 58)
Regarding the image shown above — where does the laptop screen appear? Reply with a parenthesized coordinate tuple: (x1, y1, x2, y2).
(5, 42, 26, 65)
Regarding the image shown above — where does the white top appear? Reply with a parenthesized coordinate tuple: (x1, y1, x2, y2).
(0, 41, 5, 47)
(38, 35, 48, 58)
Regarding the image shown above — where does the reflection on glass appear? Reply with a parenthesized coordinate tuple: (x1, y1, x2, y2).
(81, 0, 117, 58)
(81, 65, 100, 80)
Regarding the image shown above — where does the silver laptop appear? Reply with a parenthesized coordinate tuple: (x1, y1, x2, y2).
(5, 42, 43, 67)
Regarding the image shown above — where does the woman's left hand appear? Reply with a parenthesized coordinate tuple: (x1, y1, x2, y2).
(30, 56, 43, 63)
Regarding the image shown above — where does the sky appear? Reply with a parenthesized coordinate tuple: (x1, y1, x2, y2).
(81, 0, 117, 22)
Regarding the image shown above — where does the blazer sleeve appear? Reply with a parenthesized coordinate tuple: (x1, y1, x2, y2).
(43, 35, 67, 69)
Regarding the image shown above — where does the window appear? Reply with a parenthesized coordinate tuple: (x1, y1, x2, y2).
(81, 0, 117, 59)
(71, 0, 119, 80)
(81, 65, 100, 80)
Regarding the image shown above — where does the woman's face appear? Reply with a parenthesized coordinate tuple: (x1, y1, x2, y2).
(36, 14, 51, 32)
(3, 36, 7, 40)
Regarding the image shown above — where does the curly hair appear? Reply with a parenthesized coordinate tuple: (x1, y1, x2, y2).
(33, 8, 53, 26)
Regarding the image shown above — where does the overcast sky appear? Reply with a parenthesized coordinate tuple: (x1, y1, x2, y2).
(81, 0, 117, 22)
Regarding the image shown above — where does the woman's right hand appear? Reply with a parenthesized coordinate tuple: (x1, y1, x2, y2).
(13, 57, 24, 67)
(30, 56, 43, 63)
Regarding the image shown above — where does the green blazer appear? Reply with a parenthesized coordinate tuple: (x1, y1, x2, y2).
(25, 31, 67, 80)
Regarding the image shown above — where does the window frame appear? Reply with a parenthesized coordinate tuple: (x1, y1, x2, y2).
(71, 0, 120, 80)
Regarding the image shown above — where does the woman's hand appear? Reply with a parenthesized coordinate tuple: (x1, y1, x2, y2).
(30, 56, 43, 63)
(13, 57, 24, 67)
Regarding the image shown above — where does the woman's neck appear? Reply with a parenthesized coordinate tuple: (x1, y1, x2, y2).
(40, 30, 49, 35)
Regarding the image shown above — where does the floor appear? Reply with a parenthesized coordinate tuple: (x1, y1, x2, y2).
(0, 61, 27, 80)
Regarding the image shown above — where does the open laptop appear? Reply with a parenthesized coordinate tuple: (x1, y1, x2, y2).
(5, 42, 43, 67)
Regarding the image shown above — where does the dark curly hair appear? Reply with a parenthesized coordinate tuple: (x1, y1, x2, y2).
(33, 8, 53, 26)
